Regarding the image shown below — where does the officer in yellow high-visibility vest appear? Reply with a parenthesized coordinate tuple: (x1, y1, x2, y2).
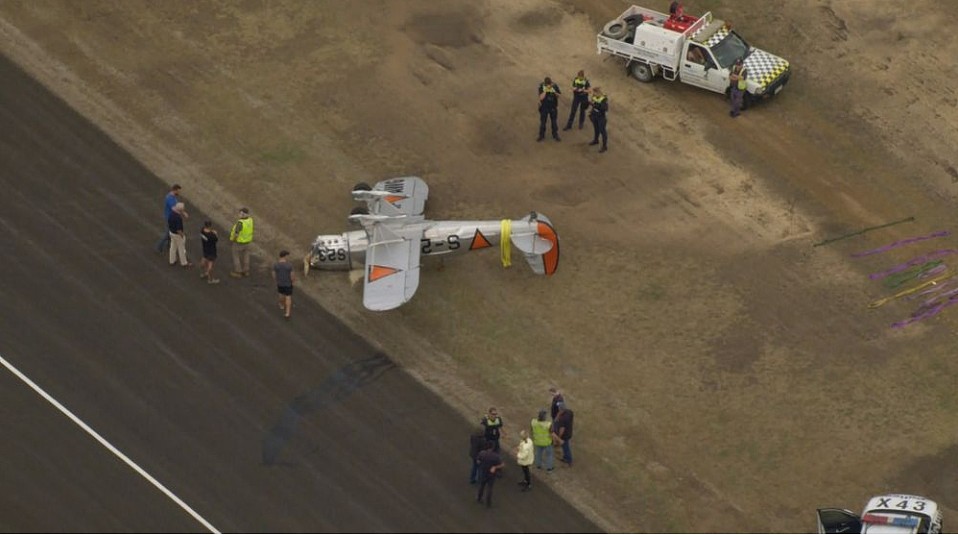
(229, 207, 254, 277)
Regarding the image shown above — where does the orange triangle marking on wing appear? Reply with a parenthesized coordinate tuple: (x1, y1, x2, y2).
(385, 195, 405, 205)
(368, 264, 401, 283)
(470, 229, 492, 250)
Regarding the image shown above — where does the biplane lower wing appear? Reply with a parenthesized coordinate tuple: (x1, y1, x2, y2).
(373, 176, 429, 217)
(351, 176, 430, 217)
(362, 223, 422, 311)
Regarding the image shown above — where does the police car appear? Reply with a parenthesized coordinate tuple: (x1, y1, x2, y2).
(817, 494, 943, 534)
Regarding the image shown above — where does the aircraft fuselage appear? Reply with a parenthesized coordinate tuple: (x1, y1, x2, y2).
(308, 220, 511, 272)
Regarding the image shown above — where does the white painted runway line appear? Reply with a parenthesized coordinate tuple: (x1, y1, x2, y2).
(0, 352, 220, 534)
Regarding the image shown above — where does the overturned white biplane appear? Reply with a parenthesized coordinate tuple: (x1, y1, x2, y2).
(305, 176, 559, 311)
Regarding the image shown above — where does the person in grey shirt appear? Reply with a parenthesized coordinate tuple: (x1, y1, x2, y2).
(272, 250, 295, 319)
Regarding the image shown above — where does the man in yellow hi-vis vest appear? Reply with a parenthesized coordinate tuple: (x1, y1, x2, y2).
(229, 207, 254, 277)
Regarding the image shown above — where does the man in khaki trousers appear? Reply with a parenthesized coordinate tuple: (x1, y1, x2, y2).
(168, 202, 192, 268)
(229, 207, 254, 277)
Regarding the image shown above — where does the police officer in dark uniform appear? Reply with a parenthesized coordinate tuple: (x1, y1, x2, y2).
(481, 407, 504, 452)
(537, 76, 562, 142)
(563, 70, 591, 131)
(588, 87, 609, 153)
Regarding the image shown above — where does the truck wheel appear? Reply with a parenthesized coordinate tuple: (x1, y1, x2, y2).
(352, 181, 371, 192)
(630, 62, 654, 83)
(602, 19, 628, 40)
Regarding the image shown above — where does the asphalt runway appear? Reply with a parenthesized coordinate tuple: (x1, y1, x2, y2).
(0, 54, 600, 533)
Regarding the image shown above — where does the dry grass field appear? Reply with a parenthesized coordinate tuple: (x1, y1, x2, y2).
(3, 0, 958, 531)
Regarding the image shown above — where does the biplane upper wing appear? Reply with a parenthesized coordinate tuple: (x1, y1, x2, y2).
(362, 223, 422, 311)
(368, 176, 429, 217)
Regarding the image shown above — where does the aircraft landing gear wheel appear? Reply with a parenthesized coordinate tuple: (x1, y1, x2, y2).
(630, 62, 654, 83)
(350, 206, 369, 215)
(352, 181, 371, 192)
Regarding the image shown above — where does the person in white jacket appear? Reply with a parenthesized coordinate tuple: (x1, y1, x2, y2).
(515, 430, 535, 491)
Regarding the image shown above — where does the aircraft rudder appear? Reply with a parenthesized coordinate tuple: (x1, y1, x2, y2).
(519, 213, 559, 276)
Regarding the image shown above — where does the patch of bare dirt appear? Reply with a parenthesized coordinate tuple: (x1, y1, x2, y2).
(4, 0, 958, 531)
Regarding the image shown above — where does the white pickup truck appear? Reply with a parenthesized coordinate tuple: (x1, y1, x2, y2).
(597, 5, 790, 105)
(817, 494, 943, 534)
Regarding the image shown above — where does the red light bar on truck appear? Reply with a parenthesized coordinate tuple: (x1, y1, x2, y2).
(862, 514, 921, 528)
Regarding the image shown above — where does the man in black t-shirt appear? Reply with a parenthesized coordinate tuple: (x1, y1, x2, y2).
(199, 221, 220, 284)
(553, 404, 574, 466)
(549, 387, 565, 420)
(469, 426, 486, 484)
(272, 250, 295, 319)
(475, 442, 504, 508)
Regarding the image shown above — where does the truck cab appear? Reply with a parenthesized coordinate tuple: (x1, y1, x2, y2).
(677, 18, 789, 99)
(817, 494, 943, 534)
(679, 40, 726, 94)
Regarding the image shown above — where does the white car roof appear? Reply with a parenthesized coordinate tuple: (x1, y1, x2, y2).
(861, 495, 938, 534)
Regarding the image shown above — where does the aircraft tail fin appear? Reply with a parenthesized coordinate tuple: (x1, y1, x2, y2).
(511, 212, 559, 276)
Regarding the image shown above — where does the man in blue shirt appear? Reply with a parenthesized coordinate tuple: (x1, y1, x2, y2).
(154, 184, 182, 252)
